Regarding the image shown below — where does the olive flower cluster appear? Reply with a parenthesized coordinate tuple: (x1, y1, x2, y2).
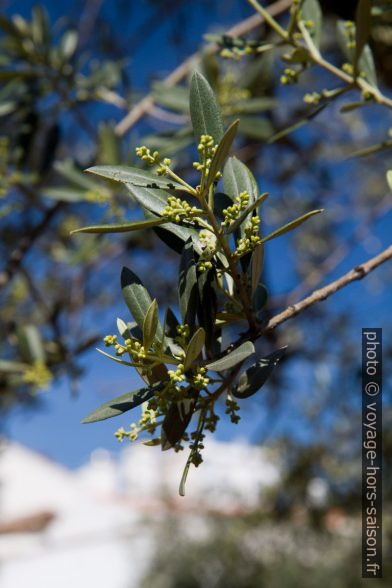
(221, 190, 250, 227)
(162, 196, 203, 223)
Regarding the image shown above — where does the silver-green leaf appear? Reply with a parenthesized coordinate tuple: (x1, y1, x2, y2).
(206, 341, 255, 372)
(189, 71, 224, 144)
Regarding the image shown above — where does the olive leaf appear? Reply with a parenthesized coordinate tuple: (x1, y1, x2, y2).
(178, 238, 198, 331)
(71, 217, 167, 235)
(206, 119, 239, 189)
(189, 71, 224, 144)
(161, 393, 198, 449)
(184, 327, 205, 371)
(354, 0, 372, 74)
(82, 383, 162, 423)
(223, 156, 258, 203)
(301, 0, 322, 49)
(121, 267, 163, 343)
(233, 347, 287, 399)
(206, 341, 255, 372)
(86, 165, 185, 191)
(143, 299, 159, 350)
(262, 209, 323, 243)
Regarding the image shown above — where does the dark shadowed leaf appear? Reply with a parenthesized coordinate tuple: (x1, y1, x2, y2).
(252, 283, 268, 315)
(82, 384, 162, 423)
(354, 0, 371, 73)
(189, 71, 224, 143)
(143, 299, 159, 350)
(121, 267, 163, 343)
(161, 393, 197, 449)
(233, 347, 287, 398)
(251, 244, 264, 295)
(178, 238, 198, 330)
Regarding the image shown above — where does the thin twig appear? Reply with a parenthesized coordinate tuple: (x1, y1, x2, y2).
(264, 244, 392, 332)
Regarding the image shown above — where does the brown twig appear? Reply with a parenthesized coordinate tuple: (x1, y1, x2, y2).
(114, 0, 293, 136)
(263, 244, 392, 332)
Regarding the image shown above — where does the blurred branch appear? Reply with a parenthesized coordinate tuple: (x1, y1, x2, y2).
(114, 0, 293, 136)
(0, 203, 63, 291)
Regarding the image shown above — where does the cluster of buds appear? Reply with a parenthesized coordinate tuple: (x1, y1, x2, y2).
(162, 196, 202, 223)
(303, 91, 321, 105)
(197, 260, 213, 273)
(115, 408, 157, 443)
(156, 158, 172, 176)
(220, 45, 254, 60)
(175, 324, 190, 348)
(135, 146, 160, 165)
(198, 230, 218, 259)
(234, 215, 262, 257)
(168, 363, 186, 384)
(221, 190, 250, 227)
(193, 134, 220, 183)
(342, 20, 356, 51)
(22, 360, 52, 391)
(115, 423, 139, 442)
(225, 397, 241, 424)
(103, 334, 146, 361)
(189, 431, 205, 466)
(280, 67, 300, 85)
(192, 367, 210, 391)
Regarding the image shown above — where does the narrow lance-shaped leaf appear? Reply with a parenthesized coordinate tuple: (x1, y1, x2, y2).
(71, 217, 167, 235)
(233, 347, 287, 399)
(189, 71, 224, 144)
(143, 299, 159, 350)
(144, 209, 199, 254)
(86, 165, 185, 191)
(301, 0, 322, 49)
(206, 341, 255, 372)
(354, 0, 371, 74)
(223, 156, 258, 203)
(261, 209, 323, 244)
(268, 104, 326, 143)
(206, 119, 239, 189)
(178, 238, 198, 331)
(82, 383, 162, 423)
(251, 244, 264, 295)
(184, 327, 205, 371)
(161, 392, 198, 449)
(121, 267, 163, 343)
(124, 184, 169, 216)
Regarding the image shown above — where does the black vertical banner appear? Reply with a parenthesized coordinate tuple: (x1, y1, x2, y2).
(362, 328, 382, 578)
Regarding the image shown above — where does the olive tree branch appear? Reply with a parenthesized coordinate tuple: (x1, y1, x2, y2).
(263, 243, 392, 332)
(247, 0, 392, 110)
(114, 0, 293, 136)
(208, 244, 392, 405)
